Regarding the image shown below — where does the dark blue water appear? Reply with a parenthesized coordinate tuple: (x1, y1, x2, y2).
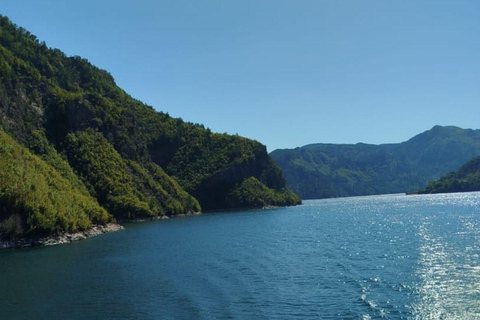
(2, 193, 480, 319)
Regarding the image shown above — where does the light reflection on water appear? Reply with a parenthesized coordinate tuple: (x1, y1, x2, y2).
(411, 198, 480, 319)
(307, 192, 480, 319)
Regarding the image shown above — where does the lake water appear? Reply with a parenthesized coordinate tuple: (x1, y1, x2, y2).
(2, 193, 480, 319)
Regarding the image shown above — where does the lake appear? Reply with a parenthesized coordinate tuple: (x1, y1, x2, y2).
(2, 192, 480, 319)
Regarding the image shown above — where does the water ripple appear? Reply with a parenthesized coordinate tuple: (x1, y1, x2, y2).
(2, 192, 480, 318)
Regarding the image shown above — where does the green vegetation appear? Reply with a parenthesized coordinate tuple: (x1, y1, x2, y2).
(0, 130, 111, 239)
(416, 156, 480, 194)
(271, 126, 480, 199)
(226, 177, 301, 209)
(27, 129, 91, 195)
(63, 129, 200, 219)
(0, 15, 299, 240)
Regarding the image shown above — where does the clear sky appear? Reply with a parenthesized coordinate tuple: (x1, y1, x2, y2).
(2, 1, 480, 151)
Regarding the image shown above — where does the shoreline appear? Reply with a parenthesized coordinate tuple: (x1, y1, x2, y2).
(0, 212, 202, 250)
(119, 211, 202, 223)
(0, 223, 124, 250)
(0, 208, 285, 250)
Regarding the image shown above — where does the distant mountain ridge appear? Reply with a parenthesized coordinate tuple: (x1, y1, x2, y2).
(271, 126, 480, 199)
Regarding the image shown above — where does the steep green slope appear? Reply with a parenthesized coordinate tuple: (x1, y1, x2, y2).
(0, 130, 112, 240)
(271, 126, 480, 199)
(63, 129, 200, 219)
(0, 13, 299, 234)
(416, 156, 480, 194)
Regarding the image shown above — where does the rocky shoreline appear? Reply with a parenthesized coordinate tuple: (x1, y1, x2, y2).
(0, 212, 204, 250)
(0, 223, 124, 250)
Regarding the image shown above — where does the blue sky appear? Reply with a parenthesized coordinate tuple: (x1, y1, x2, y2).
(2, 1, 480, 151)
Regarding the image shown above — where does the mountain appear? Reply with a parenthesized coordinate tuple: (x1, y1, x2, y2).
(271, 126, 480, 199)
(416, 156, 480, 194)
(0, 16, 300, 241)
(0, 130, 112, 239)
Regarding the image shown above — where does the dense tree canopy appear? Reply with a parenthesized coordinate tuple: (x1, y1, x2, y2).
(0, 130, 111, 239)
(0, 15, 300, 240)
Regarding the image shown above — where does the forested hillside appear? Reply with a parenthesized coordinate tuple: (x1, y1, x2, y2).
(416, 156, 480, 194)
(0, 16, 300, 240)
(0, 130, 112, 239)
(271, 126, 480, 199)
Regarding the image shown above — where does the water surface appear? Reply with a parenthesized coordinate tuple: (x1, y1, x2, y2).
(2, 193, 480, 319)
